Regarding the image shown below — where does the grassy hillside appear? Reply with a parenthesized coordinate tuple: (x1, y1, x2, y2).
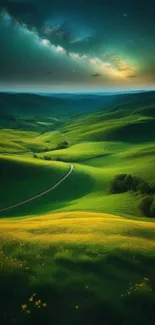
(0, 129, 67, 153)
(0, 155, 69, 209)
(0, 163, 95, 218)
(61, 107, 155, 143)
(0, 91, 155, 219)
(0, 211, 155, 325)
(0, 91, 155, 325)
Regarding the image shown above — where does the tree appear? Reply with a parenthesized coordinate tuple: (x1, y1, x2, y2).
(109, 174, 141, 194)
(56, 141, 68, 150)
(137, 196, 153, 217)
(109, 173, 152, 195)
(137, 182, 151, 195)
(44, 156, 51, 161)
(109, 174, 127, 193)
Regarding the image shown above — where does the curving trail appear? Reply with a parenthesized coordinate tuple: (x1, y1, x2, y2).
(0, 164, 73, 213)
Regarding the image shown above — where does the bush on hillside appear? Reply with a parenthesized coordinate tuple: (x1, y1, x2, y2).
(109, 174, 127, 193)
(44, 156, 51, 161)
(109, 174, 141, 194)
(136, 182, 152, 194)
(33, 154, 38, 159)
(109, 173, 152, 195)
(56, 141, 68, 150)
(137, 196, 155, 217)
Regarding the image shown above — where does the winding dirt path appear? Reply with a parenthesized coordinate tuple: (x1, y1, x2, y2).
(0, 164, 73, 213)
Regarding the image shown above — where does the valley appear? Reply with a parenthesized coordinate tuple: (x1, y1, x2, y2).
(0, 91, 155, 325)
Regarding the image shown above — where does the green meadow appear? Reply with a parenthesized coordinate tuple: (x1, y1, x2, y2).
(0, 91, 155, 325)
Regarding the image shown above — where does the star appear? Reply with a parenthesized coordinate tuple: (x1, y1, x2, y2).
(124, 13, 127, 17)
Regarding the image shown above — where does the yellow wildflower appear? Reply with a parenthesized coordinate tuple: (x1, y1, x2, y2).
(144, 278, 149, 281)
(29, 297, 33, 302)
(137, 283, 143, 287)
(75, 306, 79, 309)
(43, 303, 47, 307)
(22, 304, 27, 311)
(35, 300, 41, 306)
(27, 310, 31, 314)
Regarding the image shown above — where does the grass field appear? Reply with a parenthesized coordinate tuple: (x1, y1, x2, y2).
(1, 212, 155, 325)
(0, 91, 155, 325)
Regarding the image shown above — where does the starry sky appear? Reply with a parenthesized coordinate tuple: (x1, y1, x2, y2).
(0, 0, 155, 92)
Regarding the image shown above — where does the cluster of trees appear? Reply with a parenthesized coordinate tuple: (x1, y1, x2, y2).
(109, 173, 155, 218)
(33, 153, 62, 161)
(33, 141, 68, 161)
(56, 141, 68, 150)
(109, 174, 154, 195)
(43, 141, 68, 153)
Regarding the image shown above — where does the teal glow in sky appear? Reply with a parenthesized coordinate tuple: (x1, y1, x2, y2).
(0, 0, 155, 92)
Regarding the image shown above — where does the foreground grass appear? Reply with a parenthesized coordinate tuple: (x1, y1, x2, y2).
(0, 211, 155, 325)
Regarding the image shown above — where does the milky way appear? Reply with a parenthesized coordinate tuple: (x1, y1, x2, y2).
(0, 0, 155, 92)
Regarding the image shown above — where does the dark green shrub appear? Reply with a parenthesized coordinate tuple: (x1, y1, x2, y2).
(56, 141, 68, 150)
(137, 182, 152, 194)
(109, 173, 152, 195)
(44, 156, 51, 161)
(33, 154, 38, 159)
(131, 176, 142, 191)
(109, 174, 141, 194)
(137, 196, 153, 217)
(109, 174, 127, 193)
(124, 174, 133, 190)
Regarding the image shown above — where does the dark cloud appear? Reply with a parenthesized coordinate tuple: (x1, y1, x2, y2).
(91, 73, 101, 77)
(127, 74, 137, 79)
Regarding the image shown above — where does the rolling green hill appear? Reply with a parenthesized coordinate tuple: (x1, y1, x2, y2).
(0, 91, 155, 219)
(0, 91, 155, 325)
(0, 155, 69, 210)
(60, 93, 155, 142)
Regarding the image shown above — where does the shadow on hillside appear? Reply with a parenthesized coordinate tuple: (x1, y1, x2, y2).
(124, 228, 155, 241)
(0, 168, 96, 218)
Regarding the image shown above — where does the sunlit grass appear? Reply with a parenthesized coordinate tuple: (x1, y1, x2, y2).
(1, 211, 155, 249)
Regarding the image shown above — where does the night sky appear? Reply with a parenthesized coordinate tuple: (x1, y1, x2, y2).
(0, 0, 155, 92)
